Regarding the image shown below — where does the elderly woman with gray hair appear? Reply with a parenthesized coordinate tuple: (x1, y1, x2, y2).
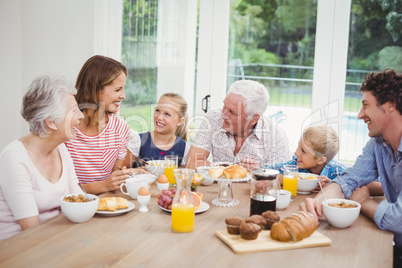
(0, 73, 84, 241)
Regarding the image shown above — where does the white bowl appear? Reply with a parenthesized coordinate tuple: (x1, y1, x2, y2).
(322, 198, 361, 228)
(297, 173, 319, 194)
(133, 173, 157, 186)
(60, 193, 99, 223)
(211, 162, 232, 168)
(269, 189, 291, 210)
(197, 166, 214, 186)
(145, 160, 165, 176)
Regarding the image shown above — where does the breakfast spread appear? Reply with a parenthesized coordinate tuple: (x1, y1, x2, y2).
(97, 197, 129, 212)
(270, 211, 318, 242)
(208, 164, 248, 179)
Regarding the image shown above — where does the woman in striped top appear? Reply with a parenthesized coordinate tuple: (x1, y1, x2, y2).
(65, 55, 143, 195)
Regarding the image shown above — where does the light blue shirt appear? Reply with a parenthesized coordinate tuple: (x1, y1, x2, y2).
(267, 155, 345, 180)
(333, 137, 402, 247)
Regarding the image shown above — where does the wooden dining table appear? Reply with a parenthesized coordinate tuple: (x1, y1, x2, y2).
(0, 181, 393, 267)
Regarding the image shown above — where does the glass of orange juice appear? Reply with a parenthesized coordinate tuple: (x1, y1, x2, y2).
(164, 155, 178, 186)
(283, 165, 298, 201)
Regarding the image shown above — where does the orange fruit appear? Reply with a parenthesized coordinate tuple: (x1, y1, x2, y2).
(194, 192, 203, 201)
(191, 192, 202, 210)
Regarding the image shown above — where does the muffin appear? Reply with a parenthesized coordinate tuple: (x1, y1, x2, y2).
(245, 215, 268, 229)
(261, 210, 280, 229)
(239, 222, 262, 240)
(225, 217, 245, 234)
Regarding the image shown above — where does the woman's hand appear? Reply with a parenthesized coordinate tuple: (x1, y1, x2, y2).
(103, 167, 132, 192)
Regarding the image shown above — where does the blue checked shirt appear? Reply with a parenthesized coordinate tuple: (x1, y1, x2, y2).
(333, 137, 402, 247)
(267, 155, 345, 180)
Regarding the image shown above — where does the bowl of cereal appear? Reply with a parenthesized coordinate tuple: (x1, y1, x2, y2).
(322, 198, 361, 228)
(146, 160, 165, 176)
(60, 193, 99, 223)
(297, 173, 319, 194)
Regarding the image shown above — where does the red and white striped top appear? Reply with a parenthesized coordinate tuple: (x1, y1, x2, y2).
(65, 113, 130, 184)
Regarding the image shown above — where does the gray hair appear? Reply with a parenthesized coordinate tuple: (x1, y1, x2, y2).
(21, 73, 77, 137)
(228, 80, 270, 118)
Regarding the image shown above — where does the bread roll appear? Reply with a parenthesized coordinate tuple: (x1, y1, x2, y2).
(270, 211, 318, 242)
(97, 197, 129, 212)
(223, 164, 248, 179)
(208, 166, 225, 178)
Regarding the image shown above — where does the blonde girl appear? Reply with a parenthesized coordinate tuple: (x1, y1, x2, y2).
(124, 93, 189, 168)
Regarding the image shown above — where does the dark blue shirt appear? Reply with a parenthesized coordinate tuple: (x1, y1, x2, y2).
(132, 131, 187, 168)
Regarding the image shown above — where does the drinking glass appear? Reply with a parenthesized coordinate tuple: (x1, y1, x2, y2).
(283, 165, 298, 201)
(164, 155, 178, 186)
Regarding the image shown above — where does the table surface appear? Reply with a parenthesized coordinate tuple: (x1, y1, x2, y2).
(0, 181, 393, 268)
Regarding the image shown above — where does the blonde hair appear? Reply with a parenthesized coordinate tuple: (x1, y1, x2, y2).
(302, 125, 339, 163)
(160, 93, 188, 141)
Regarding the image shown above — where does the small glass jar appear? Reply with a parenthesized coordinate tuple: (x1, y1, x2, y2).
(249, 168, 279, 216)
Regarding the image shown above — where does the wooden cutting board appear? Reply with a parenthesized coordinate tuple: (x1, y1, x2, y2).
(216, 229, 331, 254)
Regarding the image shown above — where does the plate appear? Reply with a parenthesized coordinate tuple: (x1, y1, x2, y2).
(159, 201, 210, 214)
(96, 202, 135, 216)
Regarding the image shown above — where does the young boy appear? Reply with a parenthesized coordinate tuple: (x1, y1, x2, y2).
(268, 125, 345, 187)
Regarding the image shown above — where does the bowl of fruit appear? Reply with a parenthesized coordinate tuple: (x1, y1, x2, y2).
(191, 173, 204, 192)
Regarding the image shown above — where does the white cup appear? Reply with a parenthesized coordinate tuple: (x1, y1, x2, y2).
(120, 178, 149, 199)
(269, 189, 291, 210)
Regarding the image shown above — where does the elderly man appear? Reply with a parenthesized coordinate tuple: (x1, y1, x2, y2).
(299, 69, 402, 268)
(187, 79, 290, 171)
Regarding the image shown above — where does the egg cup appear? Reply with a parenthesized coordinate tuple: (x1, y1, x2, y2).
(137, 194, 151, 212)
(157, 182, 169, 192)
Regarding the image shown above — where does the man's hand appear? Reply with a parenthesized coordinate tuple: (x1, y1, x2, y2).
(349, 186, 370, 204)
(239, 155, 259, 171)
(317, 175, 331, 188)
(299, 197, 323, 218)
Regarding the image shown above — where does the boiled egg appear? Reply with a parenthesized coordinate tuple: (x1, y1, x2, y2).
(158, 174, 168, 183)
(138, 186, 150, 196)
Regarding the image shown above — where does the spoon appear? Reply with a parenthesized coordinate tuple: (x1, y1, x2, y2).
(318, 181, 328, 205)
(78, 183, 89, 199)
(117, 166, 136, 179)
(137, 159, 149, 166)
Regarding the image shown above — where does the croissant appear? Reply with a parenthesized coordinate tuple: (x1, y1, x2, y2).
(223, 164, 248, 179)
(208, 166, 225, 178)
(270, 211, 318, 242)
(97, 197, 129, 212)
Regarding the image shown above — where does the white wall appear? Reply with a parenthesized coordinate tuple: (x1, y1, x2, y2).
(0, 0, 123, 151)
